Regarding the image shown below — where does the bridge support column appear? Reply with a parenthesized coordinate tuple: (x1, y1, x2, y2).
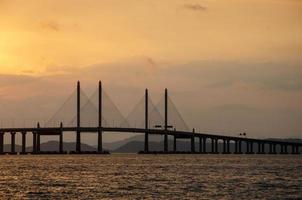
(11, 132, 16, 154)
(235, 140, 238, 153)
(269, 143, 273, 154)
(284, 145, 288, 154)
(173, 136, 177, 152)
(226, 140, 230, 154)
(191, 136, 195, 153)
(203, 137, 207, 153)
(76, 132, 81, 153)
(59, 122, 63, 153)
(59, 133, 63, 153)
(199, 137, 202, 153)
(98, 130, 103, 153)
(280, 145, 284, 154)
(76, 81, 81, 153)
(215, 139, 218, 154)
(144, 132, 148, 153)
(98, 81, 103, 153)
(164, 135, 168, 153)
(164, 88, 168, 153)
(223, 139, 226, 154)
(246, 141, 250, 154)
(238, 140, 242, 154)
(21, 131, 26, 154)
(291, 145, 296, 154)
(257, 142, 261, 154)
(273, 144, 276, 154)
(37, 133, 40, 153)
(250, 141, 254, 154)
(261, 143, 265, 154)
(32, 132, 37, 154)
(211, 138, 214, 154)
(0, 132, 4, 154)
(97, 132, 103, 153)
(191, 129, 195, 153)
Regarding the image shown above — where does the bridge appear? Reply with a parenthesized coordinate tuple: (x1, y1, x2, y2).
(0, 81, 301, 155)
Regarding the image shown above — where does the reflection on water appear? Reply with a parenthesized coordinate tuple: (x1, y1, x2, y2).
(0, 154, 301, 199)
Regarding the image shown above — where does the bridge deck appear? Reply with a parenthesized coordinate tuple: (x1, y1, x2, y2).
(0, 126, 301, 146)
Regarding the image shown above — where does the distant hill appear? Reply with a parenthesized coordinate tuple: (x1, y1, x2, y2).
(3, 141, 97, 152)
(113, 138, 302, 153)
(114, 140, 195, 152)
(2, 138, 301, 153)
(102, 134, 162, 151)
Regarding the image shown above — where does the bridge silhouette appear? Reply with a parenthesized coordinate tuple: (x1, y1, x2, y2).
(0, 81, 301, 155)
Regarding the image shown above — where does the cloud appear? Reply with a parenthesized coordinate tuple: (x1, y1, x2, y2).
(173, 60, 302, 92)
(21, 70, 35, 74)
(213, 104, 258, 112)
(39, 20, 60, 31)
(0, 74, 37, 87)
(182, 3, 207, 11)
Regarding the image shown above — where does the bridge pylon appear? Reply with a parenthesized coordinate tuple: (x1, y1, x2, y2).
(164, 88, 168, 152)
(76, 81, 81, 153)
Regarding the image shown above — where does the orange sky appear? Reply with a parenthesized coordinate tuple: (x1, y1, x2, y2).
(0, 0, 302, 141)
(1, 0, 301, 74)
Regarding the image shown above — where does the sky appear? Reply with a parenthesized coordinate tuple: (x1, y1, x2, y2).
(0, 0, 302, 144)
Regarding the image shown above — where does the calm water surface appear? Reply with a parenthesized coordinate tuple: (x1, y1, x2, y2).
(0, 154, 301, 199)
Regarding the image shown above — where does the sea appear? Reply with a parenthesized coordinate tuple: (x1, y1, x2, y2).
(0, 154, 301, 199)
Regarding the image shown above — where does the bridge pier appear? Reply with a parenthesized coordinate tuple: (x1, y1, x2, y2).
(245, 141, 249, 154)
(32, 132, 37, 154)
(215, 138, 218, 154)
(211, 138, 214, 153)
(291, 145, 296, 154)
(164, 88, 168, 153)
(59, 132, 63, 153)
(76, 132, 81, 153)
(98, 81, 103, 153)
(223, 139, 226, 154)
(284, 145, 288, 154)
(173, 136, 177, 152)
(191, 136, 195, 153)
(294, 145, 299, 154)
(191, 129, 195, 153)
(203, 137, 207, 153)
(10, 132, 16, 154)
(144, 131, 148, 153)
(199, 137, 202, 153)
(164, 135, 168, 152)
(76, 81, 81, 153)
(269, 143, 273, 154)
(98, 130, 103, 153)
(21, 131, 26, 154)
(280, 144, 287, 154)
(144, 88, 148, 153)
(280, 144, 283, 154)
(273, 144, 277, 154)
(0, 132, 4, 154)
(250, 141, 254, 154)
(226, 140, 230, 154)
(257, 142, 262, 154)
(238, 140, 242, 154)
(37, 133, 41, 153)
(59, 122, 63, 153)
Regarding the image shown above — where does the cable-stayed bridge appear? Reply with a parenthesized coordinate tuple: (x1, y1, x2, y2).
(0, 81, 301, 155)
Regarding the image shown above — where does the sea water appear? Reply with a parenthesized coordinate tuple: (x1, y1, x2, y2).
(0, 154, 301, 199)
